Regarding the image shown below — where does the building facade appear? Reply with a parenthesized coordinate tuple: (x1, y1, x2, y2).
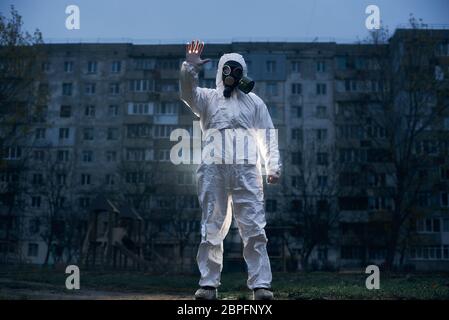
(1, 29, 448, 271)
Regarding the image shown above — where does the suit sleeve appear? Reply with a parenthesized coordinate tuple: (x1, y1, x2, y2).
(179, 61, 211, 118)
(253, 95, 282, 177)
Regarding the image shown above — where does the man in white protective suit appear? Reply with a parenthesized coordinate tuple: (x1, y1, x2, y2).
(179, 39, 281, 300)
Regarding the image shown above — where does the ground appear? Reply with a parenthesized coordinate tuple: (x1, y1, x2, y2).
(0, 266, 448, 300)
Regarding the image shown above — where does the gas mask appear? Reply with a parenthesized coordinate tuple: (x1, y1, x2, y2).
(222, 60, 255, 98)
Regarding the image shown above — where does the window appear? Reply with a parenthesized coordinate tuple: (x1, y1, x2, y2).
(317, 152, 328, 165)
(336, 57, 347, 70)
(443, 219, 449, 232)
(440, 167, 449, 180)
(31, 196, 41, 208)
(29, 218, 40, 234)
(129, 79, 154, 92)
(81, 174, 91, 185)
(266, 199, 277, 212)
(85, 83, 96, 95)
(82, 150, 93, 162)
(106, 174, 115, 185)
(35, 128, 46, 139)
(127, 124, 152, 138)
(33, 150, 45, 161)
(316, 83, 327, 95)
(87, 61, 97, 73)
(109, 83, 120, 95)
(157, 149, 171, 161)
(154, 125, 176, 138)
(339, 197, 368, 211)
(316, 106, 327, 118)
(57, 174, 66, 186)
(410, 245, 448, 260)
(291, 61, 300, 73)
(32, 173, 43, 185)
(266, 60, 276, 73)
(57, 150, 69, 162)
(27, 243, 39, 257)
(291, 175, 303, 188)
(345, 79, 357, 92)
(107, 128, 119, 140)
(444, 117, 449, 130)
(159, 59, 180, 70)
(3, 147, 22, 160)
(62, 83, 72, 96)
(338, 125, 363, 139)
(134, 58, 156, 70)
(368, 196, 394, 211)
(317, 175, 328, 187)
(291, 83, 302, 95)
(417, 218, 441, 233)
(111, 60, 121, 73)
(83, 128, 94, 141)
(79, 197, 90, 208)
(292, 152, 302, 165)
(316, 60, 326, 72)
(436, 41, 449, 56)
(291, 128, 302, 141)
(128, 102, 153, 115)
(177, 172, 194, 185)
(64, 61, 73, 73)
(41, 62, 51, 72)
(160, 81, 179, 92)
(59, 128, 69, 139)
(441, 192, 449, 207)
(316, 129, 328, 142)
(126, 148, 152, 161)
(355, 57, 367, 70)
(367, 124, 386, 139)
(417, 192, 431, 207)
(291, 105, 302, 118)
(266, 82, 278, 96)
(108, 105, 119, 116)
(155, 102, 178, 115)
(106, 151, 117, 162)
(84, 105, 95, 117)
(60, 105, 71, 118)
(367, 172, 386, 187)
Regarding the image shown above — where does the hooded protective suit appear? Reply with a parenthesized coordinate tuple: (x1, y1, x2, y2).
(179, 52, 281, 290)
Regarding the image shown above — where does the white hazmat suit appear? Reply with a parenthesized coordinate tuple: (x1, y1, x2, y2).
(179, 52, 281, 290)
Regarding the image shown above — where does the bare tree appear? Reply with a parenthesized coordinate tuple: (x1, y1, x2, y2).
(37, 149, 75, 265)
(283, 138, 342, 271)
(0, 6, 46, 263)
(356, 15, 449, 269)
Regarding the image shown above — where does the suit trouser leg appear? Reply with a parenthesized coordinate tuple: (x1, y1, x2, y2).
(196, 164, 232, 288)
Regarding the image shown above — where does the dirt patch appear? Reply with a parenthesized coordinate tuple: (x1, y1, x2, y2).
(0, 278, 193, 300)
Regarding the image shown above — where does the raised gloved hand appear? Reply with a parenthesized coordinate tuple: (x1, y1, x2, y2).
(186, 39, 211, 67)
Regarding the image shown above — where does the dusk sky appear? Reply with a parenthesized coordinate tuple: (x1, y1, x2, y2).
(1, 0, 448, 43)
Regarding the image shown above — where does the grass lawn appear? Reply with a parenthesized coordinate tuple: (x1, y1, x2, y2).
(0, 266, 448, 299)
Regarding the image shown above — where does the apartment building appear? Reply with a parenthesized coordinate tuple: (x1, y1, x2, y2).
(1, 28, 448, 271)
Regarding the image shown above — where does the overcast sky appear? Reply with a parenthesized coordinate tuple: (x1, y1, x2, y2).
(1, 0, 448, 43)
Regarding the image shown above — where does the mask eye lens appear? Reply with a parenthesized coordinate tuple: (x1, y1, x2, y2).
(222, 65, 231, 76)
(233, 67, 243, 78)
